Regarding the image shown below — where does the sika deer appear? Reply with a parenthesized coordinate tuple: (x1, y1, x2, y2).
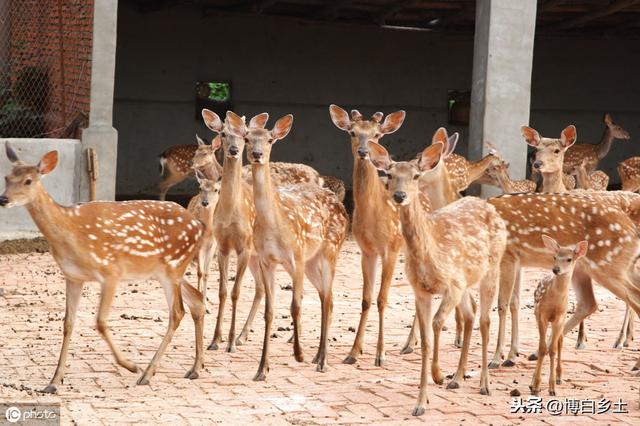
(329, 104, 405, 366)
(530, 235, 588, 396)
(187, 168, 222, 311)
(571, 158, 609, 191)
(563, 113, 630, 174)
(226, 112, 348, 378)
(0, 144, 206, 392)
(618, 157, 640, 193)
(369, 141, 507, 416)
(443, 143, 502, 192)
(487, 160, 537, 194)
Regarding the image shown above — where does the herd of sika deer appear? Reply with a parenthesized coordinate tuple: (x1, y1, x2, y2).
(2, 105, 640, 416)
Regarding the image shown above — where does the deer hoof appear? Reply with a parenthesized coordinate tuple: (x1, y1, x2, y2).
(480, 387, 490, 396)
(447, 381, 460, 390)
(412, 405, 426, 417)
(575, 342, 586, 350)
(253, 371, 267, 381)
(502, 359, 516, 367)
(136, 376, 150, 386)
(374, 356, 385, 367)
(487, 360, 501, 369)
(527, 353, 538, 361)
(184, 369, 200, 380)
(343, 355, 357, 365)
(207, 341, 220, 351)
(400, 345, 414, 355)
(42, 384, 58, 394)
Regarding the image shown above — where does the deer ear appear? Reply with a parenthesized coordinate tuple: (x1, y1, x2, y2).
(225, 111, 247, 137)
(195, 134, 206, 146)
(419, 142, 444, 172)
(249, 113, 269, 129)
(351, 109, 363, 121)
(202, 109, 223, 132)
(271, 114, 294, 141)
(211, 135, 222, 152)
(485, 141, 498, 156)
(444, 133, 458, 158)
(37, 151, 58, 175)
(560, 125, 577, 148)
(367, 141, 392, 171)
(5, 143, 19, 163)
(431, 127, 448, 145)
(329, 104, 351, 131)
(521, 126, 541, 147)
(372, 112, 384, 123)
(541, 234, 560, 254)
(195, 169, 206, 183)
(604, 113, 613, 126)
(574, 240, 589, 258)
(380, 110, 405, 134)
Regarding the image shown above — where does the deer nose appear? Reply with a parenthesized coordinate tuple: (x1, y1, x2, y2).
(252, 151, 263, 160)
(357, 147, 368, 158)
(533, 160, 542, 169)
(552, 266, 560, 275)
(0, 195, 7, 207)
(201, 199, 209, 207)
(393, 191, 407, 204)
(228, 145, 239, 156)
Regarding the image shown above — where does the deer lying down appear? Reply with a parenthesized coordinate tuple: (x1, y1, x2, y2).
(0, 144, 206, 392)
(369, 140, 507, 416)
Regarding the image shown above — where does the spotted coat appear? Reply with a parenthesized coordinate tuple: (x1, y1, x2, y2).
(618, 157, 640, 193)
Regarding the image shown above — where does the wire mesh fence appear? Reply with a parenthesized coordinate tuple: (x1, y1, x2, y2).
(0, 0, 93, 139)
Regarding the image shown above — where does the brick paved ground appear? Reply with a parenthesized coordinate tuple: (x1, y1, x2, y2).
(0, 238, 639, 425)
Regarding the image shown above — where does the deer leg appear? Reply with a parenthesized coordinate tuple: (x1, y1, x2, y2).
(447, 290, 475, 390)
(138, 278, 185, 385)
(503, 269, 521, 367)
(375, 249, 399, 367)
(158, 173, 184, 201)
(454, 306, 464, 349)
(615, 304, 632, 349)
(548, 320, 562, 396)
(400, 316, 419, 355)
(479, 268, 498, 395)
(307, 254, 336, 372)
(237, 255, 264, 346)
(530, 318, 548, 396)
(180, 279, 205, 380)
(43, 279, 84, 394)
(624, 308, 634, 347)
(209, 249, 230, 350)
(96, 277, 139, 373)
(254, 263, 276, 381)
(197, 239, 215, 314)
(344, 252, 377, 364)
(412, 292, 432, 417)
(227, 248, 249, 353)
(563, 269, 597, 343)
(556, 330, 564, 386)
(576, 321, 587, 350)
(490, 256, 518, 369)
(289, 257, 306, 363)
(432, 286, 463, 386)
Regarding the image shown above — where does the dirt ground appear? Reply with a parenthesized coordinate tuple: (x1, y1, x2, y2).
(0, 238, 638, 425)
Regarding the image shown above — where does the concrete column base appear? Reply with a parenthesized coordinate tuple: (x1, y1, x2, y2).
(80, 125, 118, 201)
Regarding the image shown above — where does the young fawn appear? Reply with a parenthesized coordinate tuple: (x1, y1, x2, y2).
(571, 158, 609, 191)
(618, 156, 640, 193)
(329, 104, 406, 366)
(187, 167, 222, 311)
(487, 160, 537, 194)
(369, 140, 507, 416)
(0, 144, 206, 392)
(226, 112, 348, 378)
(531, 235, 588, 396)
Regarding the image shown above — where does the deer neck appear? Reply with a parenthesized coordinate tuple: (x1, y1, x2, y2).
(399, 197, 435, 261)
(422, 165, 459, 209)
(575, 167, 590, 189)
(541, 169, 567, 193)
(251, 162, 281, 228)
(595, 127, 614, 160)
(352, 158, 386, 207)
(495, 170, 516, 193)
(218, 156, 244, 212)
(467, 155, 495, 183)
(25, 184, 73, 245)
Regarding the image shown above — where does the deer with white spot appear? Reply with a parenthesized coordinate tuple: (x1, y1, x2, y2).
(443, 142, 503, 192)
(368, 140, 507, 416)
(226, 112, 348, 379)
(158, 135, 222, 200)
(0, 144, 206, 392)
(570, 158, 609, 191)
(329, 104, 406, 366)
(618, 156, 640, 193)
(486, 160, 537, 194)
(531, 235, 588, 396)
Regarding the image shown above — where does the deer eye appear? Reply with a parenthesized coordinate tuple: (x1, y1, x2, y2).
(566, 258, 571, 263)
(244, 138, 249, 143)
(413, 174, 420, 180)
(268, 139, 274, 144)
(554, 149, 560, 154)
(220, 132, 226, 137)
(350, 131, 356, 137)
(374, 133, 381, 139)
(24, 179, 32, 185)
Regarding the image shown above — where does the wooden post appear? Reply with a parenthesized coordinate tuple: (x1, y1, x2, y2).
(86, 148, 98, 201)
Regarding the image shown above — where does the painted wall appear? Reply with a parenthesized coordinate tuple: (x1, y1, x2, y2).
(113, 4, 640, 196)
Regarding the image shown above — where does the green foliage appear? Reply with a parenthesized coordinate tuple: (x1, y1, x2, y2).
(207, 82, 230, 102)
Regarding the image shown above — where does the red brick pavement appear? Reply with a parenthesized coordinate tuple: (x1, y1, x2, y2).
(0, 238, 638, 425)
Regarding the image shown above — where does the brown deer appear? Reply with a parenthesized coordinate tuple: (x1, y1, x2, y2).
(487, 160, 537, 194)
(0, 144, 206, 392)
(158, 136, 221, 200)
(321, 175, 346, 203)
(187, 168, 222, 312)
(442, 145, 502, 192)
(329, 104, 406, 366)
(368, 140, 507, 416)
(226, 112, 348, 378)
(618, 157, 640, 193)
(530, 235, 588, 396)
(563, 113, 630, 174)
(570, 159, 609, 191)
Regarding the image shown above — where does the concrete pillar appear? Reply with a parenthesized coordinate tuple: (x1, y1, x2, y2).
(80, 0, 118, 201)
(469, 0, 537, 197)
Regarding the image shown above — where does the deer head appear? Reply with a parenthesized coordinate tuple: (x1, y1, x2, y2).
(0, 144, 58, 208)
(604, 113, 630, 140)
(225, 112, 293, 164)
(202, 109, 270, 162)
(541, 234, 588, 276)
(329, 104, 405, 160)
(192, 134, 223, 177)
(368, 140, 445, 206)
(524, 125, 577, 175)
(194, 169, 221, 208)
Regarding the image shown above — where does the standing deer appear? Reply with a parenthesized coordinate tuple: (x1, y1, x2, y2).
(369, 140, 507, 416)
(530, 235, 588, 396)
(562, 113, 630, 174)
(487, 160, 537, 194)
(226, 112, 348, 378)
(0, 144, 206, 392)
(329, 104, 406, 366)
(618, 157, 640, 193)
(570, 158, 609, 191)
